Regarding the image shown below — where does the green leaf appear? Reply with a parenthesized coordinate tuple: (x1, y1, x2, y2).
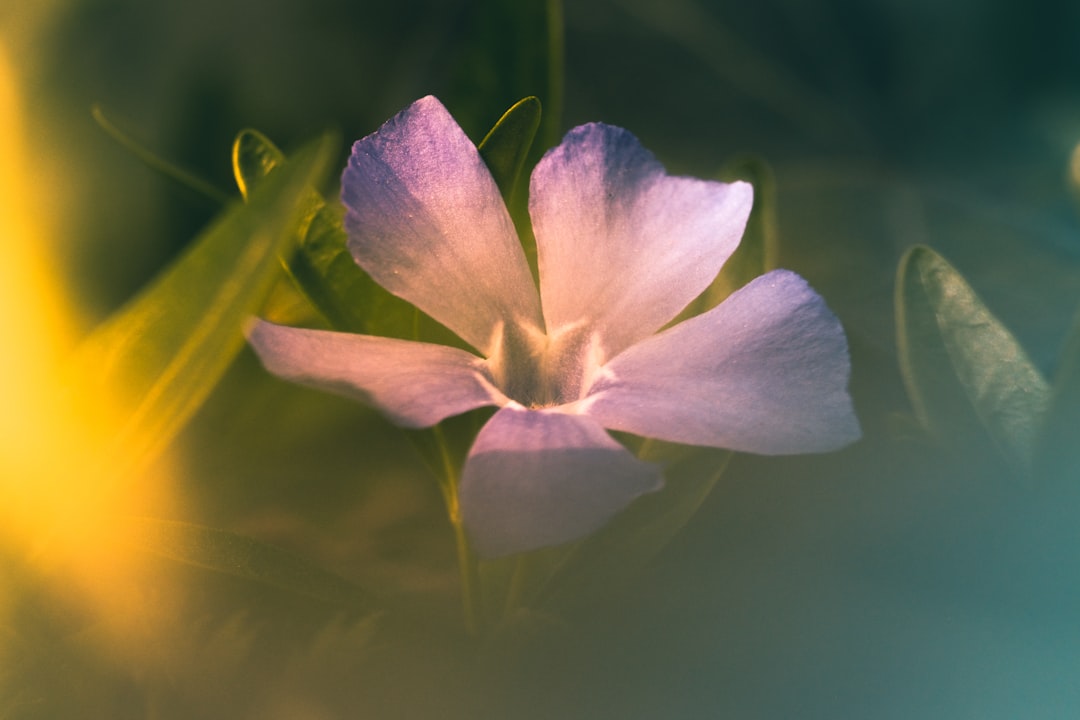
(233, 130, 366, 331)
(477, 96, 542, 206)
(298, 203, 425, 337)
(536, 442, 732, 612)
(285, 202, 380, 334)
(896, 245, 1050, 476)
(477, 96, 543, 285)
(231, 129, 474, 348)
(129, 517, 376, 609)
(232, 128, 285, 200)
(71, 136, 335, 476)
(1034, 306, 1080, 483)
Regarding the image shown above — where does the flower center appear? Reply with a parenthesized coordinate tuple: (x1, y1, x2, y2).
(486, 320, 604, 409)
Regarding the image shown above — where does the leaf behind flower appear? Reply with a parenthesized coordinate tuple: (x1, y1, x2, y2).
(896, 245, 1049, 476)
(477, 96, 542, 207)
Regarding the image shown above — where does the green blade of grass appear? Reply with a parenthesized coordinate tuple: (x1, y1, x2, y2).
(72, 135, 335, 476)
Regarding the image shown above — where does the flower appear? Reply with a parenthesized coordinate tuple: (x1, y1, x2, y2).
(249, 96, 860, 558)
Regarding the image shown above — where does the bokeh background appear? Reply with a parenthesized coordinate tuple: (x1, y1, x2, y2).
(3, 0, 1080, 717)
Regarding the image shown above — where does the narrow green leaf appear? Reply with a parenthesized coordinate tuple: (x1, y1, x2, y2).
(1034, 306, 1080, 483)
(537, 442, 732, 611)
(896, 245, 1050, 475)
(130, 517, 376, 609)
(477, 96, 542, 205)
(71, 136, 335, 475)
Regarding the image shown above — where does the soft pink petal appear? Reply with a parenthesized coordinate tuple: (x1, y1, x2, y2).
(248, 320, 506, 428)
(459, 405, 662, 557)
(342, 96, 542, 356)
(582, 270, 861, 454)
(529, 122, 753, 361)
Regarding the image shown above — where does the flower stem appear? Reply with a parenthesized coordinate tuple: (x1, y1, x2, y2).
(432, 424, 483, 636)
(91, 104, 230, 204)
(502, 554, 532, 621)
(544, 0, 565, 150)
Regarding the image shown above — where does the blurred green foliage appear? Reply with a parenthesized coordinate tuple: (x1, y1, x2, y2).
(896, 245, 1049, 477)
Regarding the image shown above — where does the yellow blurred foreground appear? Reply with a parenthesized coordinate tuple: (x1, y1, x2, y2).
(0, 42, 180, 659)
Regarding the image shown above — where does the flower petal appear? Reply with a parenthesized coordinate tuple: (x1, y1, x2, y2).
(582, 270, 861, 454)
(459, 405, 662, 557)
(342, 96, 542, 356)
(248, 320, 506, 428)
(529, 122, 753, 360)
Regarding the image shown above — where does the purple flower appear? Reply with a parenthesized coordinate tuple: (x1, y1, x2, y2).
(249, 96, 860, 557)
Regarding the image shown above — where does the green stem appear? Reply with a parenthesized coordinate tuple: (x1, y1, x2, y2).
(502, 554, 533, 621)
(544, 0, 565, 150)
(91, 104, 231, 204)
(432, 424, 483, 636)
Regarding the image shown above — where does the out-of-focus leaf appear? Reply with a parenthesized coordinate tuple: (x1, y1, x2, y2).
(896, 245, 1049, 476)
(72, 137, 335, 475)
(1034, 306, 1080, 483)
(477, 96, 541, 206)
(130, 517, 376, 610)
(536, 442, 732, 612)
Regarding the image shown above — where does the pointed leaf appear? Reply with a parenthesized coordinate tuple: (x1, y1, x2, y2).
(896, 245, 1049, 475)
(130, 517, 376, 609)
(71, 136, 335, 475)
(233, 130, 364, 330)
(232, 128, 285, 199)
(537, 442, 731, 611)
(477, 96, 542, 205)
